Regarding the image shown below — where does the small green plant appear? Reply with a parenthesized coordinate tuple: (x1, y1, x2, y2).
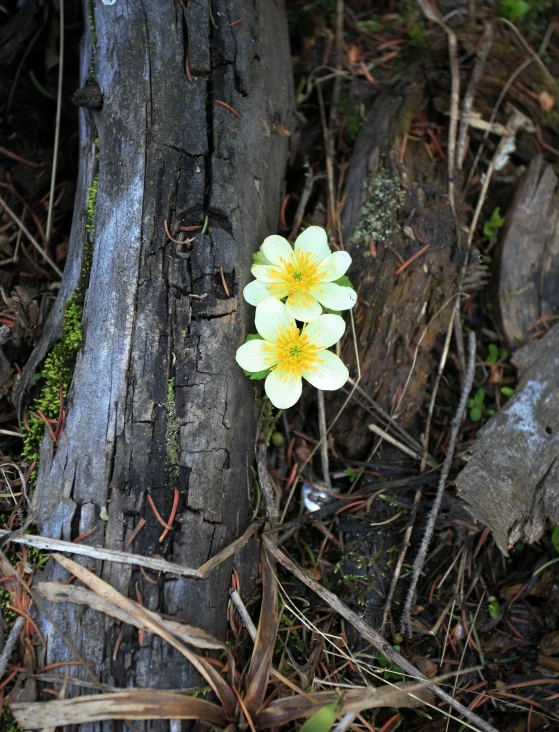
(378, 646, 404, 681)
(483, 207, 505, 240)
(488, 596, 499, 619)
(551, 525, 559, 555)
(498, 0, 531, 22)
(300, 699, 340, 732)
(486, 343, 508, 364)
(500, 386, 515, 398)
(467, 388, 495, 423)
(1, 706, 23, 732)
(408, 24, 426, 47)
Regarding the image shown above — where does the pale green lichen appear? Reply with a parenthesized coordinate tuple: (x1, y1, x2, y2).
(352, 173, 401, 247)
(165, 378, 180, 483)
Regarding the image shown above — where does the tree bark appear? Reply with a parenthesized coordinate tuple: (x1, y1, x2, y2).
(336, 79, 461, 456)
(16, 0, 292, 716)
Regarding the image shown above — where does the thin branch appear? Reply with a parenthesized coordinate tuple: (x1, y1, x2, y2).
(45, 0, 64, 244)
(264, 536, 498, 732)
(402, 331, 476, 636)
(317, 390, 332, 490)
(0, 529, 203, 578)
(0, 615, 25, 679)
(0, 196, 63, 277)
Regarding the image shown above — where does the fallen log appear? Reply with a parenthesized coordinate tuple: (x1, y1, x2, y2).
(11, 0, 292, 710)
(456, 323, 559, 553)
(337, 79, 461, 456)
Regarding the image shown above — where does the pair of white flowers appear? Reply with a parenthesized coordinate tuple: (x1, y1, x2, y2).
(235, 226, 357, 409)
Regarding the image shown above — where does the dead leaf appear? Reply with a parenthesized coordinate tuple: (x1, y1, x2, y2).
(51, 554, 237, 716)
(243, 545, 279, 714)
(36, 582, 226, 651)
(539, 90, 555, 112)
(10, 690, 226, 729)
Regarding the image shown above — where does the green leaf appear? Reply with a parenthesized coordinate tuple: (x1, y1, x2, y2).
(500, 386, 515, 397)
(486, 408, 496, 416)
(487, 343, 499, 364)
(245, 333, 264, 342)
(299, 700, 340, 732)
(551, 526, 559, 555)
(475, 388, 486, 404)
(321, 306, 342, 316)
(498, 0, 531, 22)
(469, 406, 482, 422)
(488, 596, 499, 619)
(242, 367, 271, 380)
(332, 275, 354, 290)
(466, 398, 475, 409)
(483, 207, 505, 239)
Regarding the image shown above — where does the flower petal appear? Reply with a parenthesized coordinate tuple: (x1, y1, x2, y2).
(243, 279, 273, 306)
(303, 314, 346, 348)
(235, 339, 278, 372)
(251, 264, 282, 282)
(255, 298, 295, 341)
(294, 226, 331, 261)
(285, 291, 322, 322)
(302, 350, 349, 391)
(310, 282, 357, 311)
(261, 235, 294, 265)
(265, 369, 303, 409)
(321, 251, 351, 282)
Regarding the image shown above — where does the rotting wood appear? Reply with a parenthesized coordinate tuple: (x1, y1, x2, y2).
(11, 0, 293, 718)
(497, 155, 559, 349)
(456, 323, 559, 554)
(336, 79, 461, 456)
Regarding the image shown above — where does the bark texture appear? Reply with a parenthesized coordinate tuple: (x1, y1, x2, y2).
(16, 0, 292, 719)
(336, 80, 461, 456)
(456, 323, 559, 554)
(497, 155, 559, 349)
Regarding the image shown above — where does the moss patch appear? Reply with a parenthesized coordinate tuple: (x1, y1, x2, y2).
(21, 173, 99, 473)
(165, 378, 180, 484)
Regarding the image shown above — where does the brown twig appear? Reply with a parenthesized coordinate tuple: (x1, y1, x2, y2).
(395, 243, 430, 275)
(402, 331, 477, 637)
(216, 100, 240, 117)
(456, 24, 494, 171)
(163, 219, 194, 246)
(264, 537, 498, 732)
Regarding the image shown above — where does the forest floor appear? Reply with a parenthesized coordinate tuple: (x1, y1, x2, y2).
(1, 1, 559, 731)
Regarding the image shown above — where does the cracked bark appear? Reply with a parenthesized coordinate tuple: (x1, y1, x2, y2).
(17, 0, 292, 726)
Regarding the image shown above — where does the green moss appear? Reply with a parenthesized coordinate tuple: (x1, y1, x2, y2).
(87, 0, 97, 77)
(0, 588, 15, 628)
(1, 706, 23, 732)
(22, 170, 99, 474)
(352, 173, 401, 245)
(165, 378, 180, 484)
(255, 391, 280, 446)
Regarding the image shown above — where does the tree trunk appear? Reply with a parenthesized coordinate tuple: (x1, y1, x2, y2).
(16, 0, 292, 715)
(336, 79, 461, 457)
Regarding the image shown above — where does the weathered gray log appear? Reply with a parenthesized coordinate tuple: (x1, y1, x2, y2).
(14, 0, 292, 719)
(456, 323, 559, 554)
(336, 80, 461, 455)
(498, 155, 559, 349)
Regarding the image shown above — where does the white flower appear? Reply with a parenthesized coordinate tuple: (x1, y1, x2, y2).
(243, 226, 357, 322)
(236, 298, 349, 409)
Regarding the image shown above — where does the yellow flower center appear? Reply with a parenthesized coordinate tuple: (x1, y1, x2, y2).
(268, 252, 326, 299)
(264, 324, 323, 380)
